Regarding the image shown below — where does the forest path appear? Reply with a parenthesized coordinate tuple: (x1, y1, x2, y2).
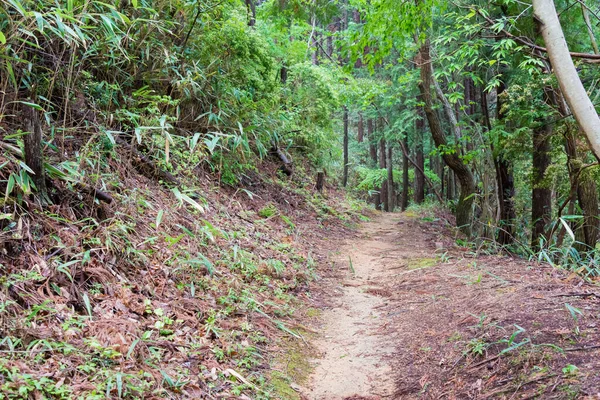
(304, 212, 435, 400)
(303, 211, 600, 399)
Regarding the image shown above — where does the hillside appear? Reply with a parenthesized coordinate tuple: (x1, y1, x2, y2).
(0, 154, 366, 398)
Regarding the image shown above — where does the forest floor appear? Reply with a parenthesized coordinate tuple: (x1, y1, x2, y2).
(303, 211, 600, 400)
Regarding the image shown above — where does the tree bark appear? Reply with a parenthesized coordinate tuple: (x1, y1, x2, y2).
(316, 171, 325, 192)
(493, 80, 516, 245)
(23, 105, 48, 203)
(419, 40, 476, 235)
(342, 106, 349, 187)
(380, 137, 388, 211)
(414, 105, 425, 204)
(531, 124, 553, 249)
(245, 0, 256, 27)
(564, 128, 600, 250)
(533, 0, 600, 161)
(357, 113, 364, 143)
(581, 1, 600, 55)
(401, 135, 409, 211)
(387, 144, 395, 211)
(434, 77, 461, 142)
(367, 119, 380, 207)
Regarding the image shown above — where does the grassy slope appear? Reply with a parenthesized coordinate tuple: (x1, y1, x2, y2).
(0, 150, 366, 399)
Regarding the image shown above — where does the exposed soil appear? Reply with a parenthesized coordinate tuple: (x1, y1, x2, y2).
(306, 212, 600, 399)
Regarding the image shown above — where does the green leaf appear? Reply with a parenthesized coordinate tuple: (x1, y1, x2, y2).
(172, 187, 204, 213)
(155, 210, 164, 229)
(0, 31, 6, 44)
(19, 101, 43, 111)
(83, 292, 93, 319)
(19, 161, 35, 174)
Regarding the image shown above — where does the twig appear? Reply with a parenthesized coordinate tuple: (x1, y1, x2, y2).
(564, 344, 600, 352)
(467, 354, 500, 371)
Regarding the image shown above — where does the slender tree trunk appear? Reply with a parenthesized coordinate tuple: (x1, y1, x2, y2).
(23, 105, 48, 203)
(447, 170, 455, 201)
(434, 77, 461, 142)
(493, 81, 516, 245)
(533, 0, 600, 161)
(245, 0, 256, 26)
(564, 128, 600, 250)
(316, 171, 325, 192)
(368, 119, 380, 207)
(387, 144, 395, 211)
(312, 31, 319, 65)
(401, 135, 409, 211)
(531, 124, 553, 249)
(577, 171, 599, 249)
(380, 138, 388, 212)
(342, 106, 349, 187)
(357, 113, 364, 143)
(581, 1, 600, 55)
(414, 105, 425, 204)
(419, 41, 476, 235)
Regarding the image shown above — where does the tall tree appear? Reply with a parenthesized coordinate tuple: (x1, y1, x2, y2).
(414, 105, 425, 204)
(401, 134, 409, 211)
(387, 144, 395, 211)
(533, 0, 600, 161)
(379, 136, 389, 211)
(418, 40, 476, 235)
(531, 123, 553, 249)
(342, 106, 349, 187)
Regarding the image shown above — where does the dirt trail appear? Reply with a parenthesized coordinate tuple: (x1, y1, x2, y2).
(305, 213, 431, 399)
(304, 212, 600, 399)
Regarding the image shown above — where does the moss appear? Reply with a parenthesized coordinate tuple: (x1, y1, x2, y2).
(305, 308, 320, 318)
(403, 211, 419, 218)
(270, 371, 301, 400)
(270, 336, 315, 399)
(407, 257, 437, 270)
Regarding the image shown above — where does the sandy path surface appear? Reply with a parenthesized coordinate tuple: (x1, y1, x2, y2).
(305, 213, 431, 400)
(303, 211, 600, 399)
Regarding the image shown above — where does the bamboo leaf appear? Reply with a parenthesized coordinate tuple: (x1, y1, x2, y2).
(560, 218, 575, 241)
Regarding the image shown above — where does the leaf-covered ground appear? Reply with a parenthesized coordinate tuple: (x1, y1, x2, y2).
(0, 154, 366, 399)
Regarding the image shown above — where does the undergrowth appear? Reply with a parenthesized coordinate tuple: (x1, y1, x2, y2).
(0, 160, 366, 398)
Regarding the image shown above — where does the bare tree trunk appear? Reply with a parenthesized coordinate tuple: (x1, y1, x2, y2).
(23, 105, 48, 203)
(401, 135, 409, 211)
(380, 137, 389, 212)
(533, 0, 600, 161)
(447, 170, 455, 201)
(414, 105, 425, 204)
(531, 124, 553, 249)
(342, 106, 349, 187)
(368, 119, 380, 207)
(581, 1, 600, 55)
(419, 41, 476, 235)
(357, 113, 364, 143)
(434, 77, 461, 142)
(245, 0, 256, 26)
(577, 171, 599, 248)
(316, 171, 325, 192)
(312, 31, 319, 65)
(387, 144, 395, 211)
(564, 128, 600, 250)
